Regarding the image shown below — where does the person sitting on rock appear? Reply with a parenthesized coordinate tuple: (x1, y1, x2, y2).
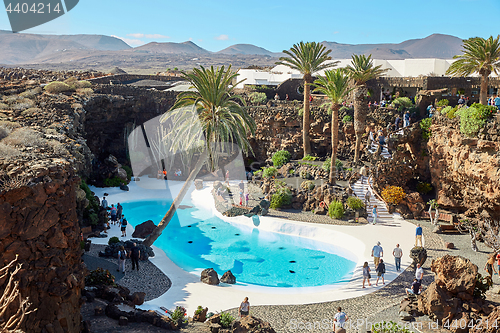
(406, 278, 422, 295)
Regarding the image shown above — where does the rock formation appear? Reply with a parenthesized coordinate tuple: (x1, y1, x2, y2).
(427, 114, 500, 220)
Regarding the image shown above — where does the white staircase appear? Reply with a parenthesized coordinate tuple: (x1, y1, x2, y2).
(352, 179, 396, 224)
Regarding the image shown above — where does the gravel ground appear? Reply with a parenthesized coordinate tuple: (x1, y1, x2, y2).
(82, 198, 498, 332)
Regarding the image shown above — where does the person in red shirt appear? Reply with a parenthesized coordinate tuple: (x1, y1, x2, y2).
(309, 94, 313, 102)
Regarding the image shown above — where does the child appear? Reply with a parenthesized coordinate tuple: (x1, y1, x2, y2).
(245, 192, 249, 207)
(239, 189, 244, 206)
(375, 259, 386, 286)
(372, 205, 378, 225)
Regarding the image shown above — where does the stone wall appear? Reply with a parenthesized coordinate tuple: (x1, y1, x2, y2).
(246, 101, 347, 161)
(0, 162, 84, 332)
(88, 74, 184, 85)
(427, 114, 500, 219)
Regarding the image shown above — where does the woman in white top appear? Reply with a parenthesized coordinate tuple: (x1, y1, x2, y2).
(239, 297, 250, 317)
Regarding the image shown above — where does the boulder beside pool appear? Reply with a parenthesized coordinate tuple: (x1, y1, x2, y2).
(201, 268, 219, 285)
(132, 220, 157, 238)
(220, 270, 236, 284)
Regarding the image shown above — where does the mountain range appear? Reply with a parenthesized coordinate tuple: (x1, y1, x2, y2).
(0, 31, 464, 70)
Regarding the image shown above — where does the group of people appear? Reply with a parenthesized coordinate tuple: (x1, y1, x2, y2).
(101, 197, 128, 237)
(274, 93, 290, 101)
(488, 95, 500, 110)
(102, 196, 142, 273)
(217, 180, 250, 207)
(483, 252, 500, 279)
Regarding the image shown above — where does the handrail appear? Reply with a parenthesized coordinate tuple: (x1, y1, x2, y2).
(367, 175, 390, 212)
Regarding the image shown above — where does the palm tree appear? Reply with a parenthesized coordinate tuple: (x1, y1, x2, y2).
(313, 69, 353, 184)
(276, 42, 338, 157)
(143, 65, 256, 247)
(446, 35, 500, 105)
(345, 54, 388, 163)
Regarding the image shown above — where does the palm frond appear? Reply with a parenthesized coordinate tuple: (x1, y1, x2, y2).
(345, 54, 388, 85)
(276, 41, 338, 77)
(446, 35, 500, 77)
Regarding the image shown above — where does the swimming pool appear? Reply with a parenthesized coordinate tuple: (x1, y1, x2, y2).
(121, 199, 357, 288)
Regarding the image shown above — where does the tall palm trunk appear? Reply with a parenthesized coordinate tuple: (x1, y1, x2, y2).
(302, 76, 312, 156)
(353, 85, 368, 163)
(329, 103, 340, 184)
(143, 150, 208, 247)
(480, 73, 489, 105)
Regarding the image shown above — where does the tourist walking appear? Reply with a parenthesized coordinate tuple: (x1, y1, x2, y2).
(239, 189, 244, 206)
(372, 205, 378, 224)
(110, 204, 117, 225)
(117, 246, 127, 273)
(495, 95, 500, 111)
(394, 114, 401, 130)
(393, 244, 403, 272)
(406, 278, 422, 295)
(333, 307, 348, 332)
(496, 252, 500, 275)
(403, 111, 410, 127)
(485, 254, 497, 279)
(372, 241, 383, 267)
(375, 259, 385, 286)
(116, 203, 123, 223)
(121, 215, 128, 237)
(130, 243, 141, 271)
(274, 93, 280, 101)
(239, 297, 250, 317)
(225, 170, 230, 182)
(101, 196, 108, 209)
(364, 188, 371, 209)
(359, 166, 368, 184)
(415, 224, 423, 247)
(245, 192, 249, 207)
(362, 262, 371, 288)
(415, 263, 424, 282)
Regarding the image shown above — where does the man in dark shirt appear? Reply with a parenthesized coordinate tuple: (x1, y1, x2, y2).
(130, 243, 141, 271)
(406, 278, 422, 295)
(394, 115, 401, 130)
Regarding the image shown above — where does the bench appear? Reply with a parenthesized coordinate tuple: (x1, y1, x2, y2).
(421, 211, 454, 223)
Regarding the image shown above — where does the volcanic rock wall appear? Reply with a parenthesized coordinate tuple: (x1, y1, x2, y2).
(83, 85, 177, 162)
(0, 161, 84, 332)
(246, 101, 355, 162)
(427, 114, 500, 219)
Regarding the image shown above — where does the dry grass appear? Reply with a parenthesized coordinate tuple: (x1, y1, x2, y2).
(2, 128, 47, 148)
(11, 99, 35, 111)
(47, 140, 68, 155)
(0, 121, 21, 130)
(0, 126, 11, 140)
(0, 102, 10, 110)
(76, 88, 94, 96)
(19, 87, 42, 99)
(21, 108, 42, 117)
(0, 174, 29, 192)
(0, 143, 20, 158)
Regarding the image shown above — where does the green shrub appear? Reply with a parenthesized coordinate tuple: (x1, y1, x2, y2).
(392, 97, 413, 108)
(169, 306, 187, 322)
(346, 196, 364, 210)
(270, 187, 292, 209)
(272, 150, 291, 168)
(219, 312, 235, 328)
(474, 273, 493, 299)
(322, 158, 343, 172)
(456, 103, 495, 137)
(342, 115, 353, 123)
(85, 268, 115, 286)
(302, 154, 317, 161)
(299, 170, 311, 179)
(300, 180, 315, 191)
(194, 306, 204, 315)
(420, 117, 432, 140)
(416, 182, 433, 194)
(81, 180, 99, 225)
(436, 99, 449, 107)
(249, 92, 267, 104)
(76, 88, 94, 95)
(440, 105, 452, 115)
(122, 165, 133, 180)
(44, 81, 74, 94)
(262, 167, 278, 178)
(103, 177, 125, 187)
(76, 80, 92, 89)
(339, 106, 352, 114)
(108, 236, 120, 245)
(328, 201, 344, 219)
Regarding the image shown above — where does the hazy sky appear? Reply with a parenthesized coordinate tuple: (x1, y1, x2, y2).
(0, 0, 498, 51)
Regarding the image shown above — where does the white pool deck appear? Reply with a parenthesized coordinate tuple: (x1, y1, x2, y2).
(90, 177, 420, 315)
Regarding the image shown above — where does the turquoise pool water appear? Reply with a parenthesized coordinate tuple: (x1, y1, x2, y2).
(121, 200, 357, 288)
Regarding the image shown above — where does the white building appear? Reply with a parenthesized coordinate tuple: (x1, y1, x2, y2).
(236, 59, 460, 89)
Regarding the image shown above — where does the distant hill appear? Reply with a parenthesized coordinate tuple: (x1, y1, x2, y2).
(0, 30, 130, 64)
(321, 34, 463, 59)
(217, 44, 278, 57)
(133, 41, 210, 54)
